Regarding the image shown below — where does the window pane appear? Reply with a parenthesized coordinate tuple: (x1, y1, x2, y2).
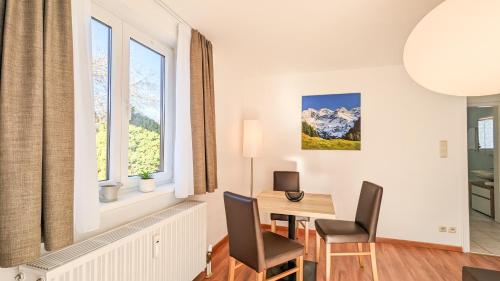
(91, 19, 111, 181)
(478, 118, 494, 149)
(128, 39, 165, 176)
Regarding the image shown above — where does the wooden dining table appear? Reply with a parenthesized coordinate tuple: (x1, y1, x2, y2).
(257, 191, 336, 281)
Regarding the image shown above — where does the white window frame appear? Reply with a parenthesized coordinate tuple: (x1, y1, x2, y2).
(478, 116, 494, 150)
(92, 5, 175, 189)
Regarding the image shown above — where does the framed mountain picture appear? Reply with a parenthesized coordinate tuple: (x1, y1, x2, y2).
(302, 93, 361, 150)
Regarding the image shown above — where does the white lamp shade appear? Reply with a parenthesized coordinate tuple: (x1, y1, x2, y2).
(404, 0, 500, 96)
(243, 120, 263, 158)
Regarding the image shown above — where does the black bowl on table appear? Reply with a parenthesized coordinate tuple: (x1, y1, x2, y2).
(285, 191, 304, 202)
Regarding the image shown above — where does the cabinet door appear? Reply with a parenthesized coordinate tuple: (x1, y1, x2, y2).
(471, 194, 492, 216)
(471, 185, 491, 199)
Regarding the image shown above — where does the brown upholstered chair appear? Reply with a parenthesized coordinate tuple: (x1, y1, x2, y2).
(315, 181, 383, 281)
(270, 171, 311, 254)
(224, 191, 304, 281)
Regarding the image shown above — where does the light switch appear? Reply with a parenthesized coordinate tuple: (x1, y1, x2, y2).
(440, 140, 448, 158)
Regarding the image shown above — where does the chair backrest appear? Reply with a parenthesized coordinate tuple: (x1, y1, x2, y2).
(273, 171, 300, 192)
(355, 181, 383, 242)
(223, 192, 266, 272)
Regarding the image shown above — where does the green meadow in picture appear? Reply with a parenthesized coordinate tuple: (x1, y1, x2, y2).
(301, 93, 361, 150)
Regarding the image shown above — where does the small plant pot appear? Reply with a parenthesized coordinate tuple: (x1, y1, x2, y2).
(139, 179, 156, 193)
(99, 183, 122, 203)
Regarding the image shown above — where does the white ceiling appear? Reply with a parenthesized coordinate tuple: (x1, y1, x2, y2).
(164, 0, 443, 74)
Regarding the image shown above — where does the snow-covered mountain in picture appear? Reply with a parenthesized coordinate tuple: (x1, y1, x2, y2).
(302, 93, 361, 150)
(302, 106, 360, 139)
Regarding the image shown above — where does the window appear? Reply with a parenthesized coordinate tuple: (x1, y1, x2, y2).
(91, 6, 174, 187)
(91, 18, 111, 181)
(478, 117, 494, 149)
(128, 40, 165, 176)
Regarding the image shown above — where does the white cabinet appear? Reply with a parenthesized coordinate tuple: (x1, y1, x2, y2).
(470, 182, 495, 218)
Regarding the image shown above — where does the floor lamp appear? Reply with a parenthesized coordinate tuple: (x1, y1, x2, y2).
(243, 120, 262, 197)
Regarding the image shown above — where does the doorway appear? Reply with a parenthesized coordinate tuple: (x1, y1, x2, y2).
(467, 99, 500, 255)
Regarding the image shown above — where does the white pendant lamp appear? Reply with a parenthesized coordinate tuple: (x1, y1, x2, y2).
(403, 0, 500, 96)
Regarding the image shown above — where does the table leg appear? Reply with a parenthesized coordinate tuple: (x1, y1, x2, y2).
(288, 215, 296, 240)
(288, 215, 297, 281)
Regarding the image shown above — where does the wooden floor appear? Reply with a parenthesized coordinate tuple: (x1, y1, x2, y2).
(195, 229, 500, 281)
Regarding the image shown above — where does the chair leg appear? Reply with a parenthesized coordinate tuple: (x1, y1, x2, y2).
(369, 243, 379, 281)
(325, 243, 332, 281)
(357, 243, 364, 268)
(228, 257, 236, 281)
(304, 223, 309, 255)
(256, 271, 266, 281)
(315, 231, 321, 262)
(271, 220, 276, 233)
(297, 255, 304, 281)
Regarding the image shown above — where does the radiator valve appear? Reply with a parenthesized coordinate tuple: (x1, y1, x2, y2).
(205, 245, 213, 278)
(14, 273, 25, 281)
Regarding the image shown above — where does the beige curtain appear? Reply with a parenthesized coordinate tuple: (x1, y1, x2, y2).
(0, 0, 74, 267)
(190, 30, 217, 194)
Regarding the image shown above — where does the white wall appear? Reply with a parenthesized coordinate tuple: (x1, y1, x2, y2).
(242, 65, 468, 247)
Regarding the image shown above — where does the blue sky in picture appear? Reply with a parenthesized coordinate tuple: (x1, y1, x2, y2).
(302, 93, 360, 111)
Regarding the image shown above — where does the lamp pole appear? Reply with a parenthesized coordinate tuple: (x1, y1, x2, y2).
(243, 119, 262, 198)
(250, 157, 254, 197)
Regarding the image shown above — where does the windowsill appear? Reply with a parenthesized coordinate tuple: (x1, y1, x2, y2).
(100, 183, 175, 213)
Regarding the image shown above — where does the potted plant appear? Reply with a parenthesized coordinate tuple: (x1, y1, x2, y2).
(138, 170, 156, 193)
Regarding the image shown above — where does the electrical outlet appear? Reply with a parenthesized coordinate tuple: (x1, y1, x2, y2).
(438, 226, 447, 232)
(448, 227, 457, 233)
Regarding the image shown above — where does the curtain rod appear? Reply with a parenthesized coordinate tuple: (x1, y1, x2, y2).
(154, 0, 194, 29)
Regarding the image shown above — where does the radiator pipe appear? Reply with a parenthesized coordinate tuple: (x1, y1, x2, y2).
(205, 244, 213, 278)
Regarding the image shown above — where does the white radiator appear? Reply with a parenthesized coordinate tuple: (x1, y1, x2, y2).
(20, 201, 207, 281)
